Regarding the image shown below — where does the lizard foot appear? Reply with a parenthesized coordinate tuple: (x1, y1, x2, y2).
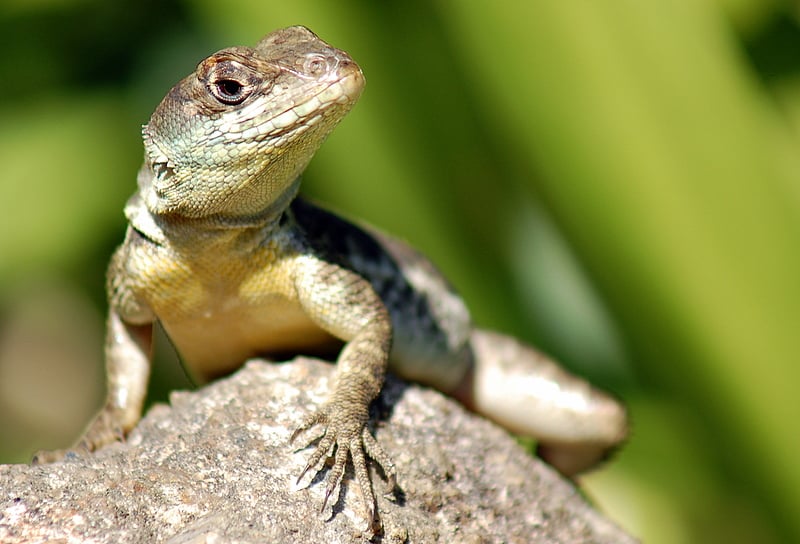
(291, 403, 396, 525)
(32, 406, 126, 464)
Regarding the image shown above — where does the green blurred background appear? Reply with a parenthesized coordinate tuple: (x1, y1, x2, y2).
(2, 1, 799, 542)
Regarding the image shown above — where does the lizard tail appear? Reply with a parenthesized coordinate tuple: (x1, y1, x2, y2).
(452, 329, 629, 477)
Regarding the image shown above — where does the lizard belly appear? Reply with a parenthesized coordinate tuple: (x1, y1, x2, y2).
(161, 296, 336, 381)
(126, 236, 337, 382)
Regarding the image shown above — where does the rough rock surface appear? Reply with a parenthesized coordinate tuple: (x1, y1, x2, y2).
(0, 358, 636, 543)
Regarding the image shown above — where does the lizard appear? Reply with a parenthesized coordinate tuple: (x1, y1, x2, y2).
(34, 25, 628, 528)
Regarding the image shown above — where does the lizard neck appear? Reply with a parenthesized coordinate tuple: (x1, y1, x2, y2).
(126, 171, 301, 246)
(199, 175, 302, 230)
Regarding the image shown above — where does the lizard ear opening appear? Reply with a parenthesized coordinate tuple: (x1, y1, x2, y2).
(152, 161, 174, 183)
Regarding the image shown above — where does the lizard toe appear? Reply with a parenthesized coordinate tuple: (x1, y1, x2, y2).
(291, 402, 389, 523)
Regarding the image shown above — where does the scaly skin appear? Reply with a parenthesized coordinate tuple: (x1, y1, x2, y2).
(34, 26, 628, 530)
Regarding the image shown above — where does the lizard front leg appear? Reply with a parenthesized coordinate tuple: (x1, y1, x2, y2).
(291, 257, 396, 524)
(34, 241, 155, 463)
(33, 311, 152, 462)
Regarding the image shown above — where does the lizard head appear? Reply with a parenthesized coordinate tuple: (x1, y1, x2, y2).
(141, 26, 364, 220)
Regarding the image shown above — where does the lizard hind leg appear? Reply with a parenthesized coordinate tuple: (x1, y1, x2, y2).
(453, 329, 628, 477)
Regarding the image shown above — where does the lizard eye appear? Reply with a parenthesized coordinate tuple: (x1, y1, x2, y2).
(209, 78, 250, 105)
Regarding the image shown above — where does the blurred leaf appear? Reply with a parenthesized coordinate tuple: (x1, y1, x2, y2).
(710, 0, 783, 35)
(442, 1, 800, 541)
(0, 95, 138, 280)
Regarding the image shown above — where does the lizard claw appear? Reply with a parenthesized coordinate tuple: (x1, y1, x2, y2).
(290, 409, 325, 445)
(291, 402, 393, 524)
(31, 447, 75, 465)
(32, 406, 126, 465)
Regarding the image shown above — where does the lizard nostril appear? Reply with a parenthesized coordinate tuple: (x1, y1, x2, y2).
(303, 54, 330, 76)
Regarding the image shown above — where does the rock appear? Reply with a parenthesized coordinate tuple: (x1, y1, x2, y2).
(0, 358, 636, 543)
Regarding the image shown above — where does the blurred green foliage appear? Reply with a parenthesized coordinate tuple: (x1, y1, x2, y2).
(1, 1, 799, 543)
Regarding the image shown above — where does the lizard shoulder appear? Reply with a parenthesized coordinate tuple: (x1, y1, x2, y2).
(290, 198, 473, 389)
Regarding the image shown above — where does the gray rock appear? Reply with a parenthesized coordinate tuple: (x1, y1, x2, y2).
(0, 358, 636, 543)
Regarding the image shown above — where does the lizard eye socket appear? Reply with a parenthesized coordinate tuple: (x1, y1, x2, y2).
(209, 78, 250, 105)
